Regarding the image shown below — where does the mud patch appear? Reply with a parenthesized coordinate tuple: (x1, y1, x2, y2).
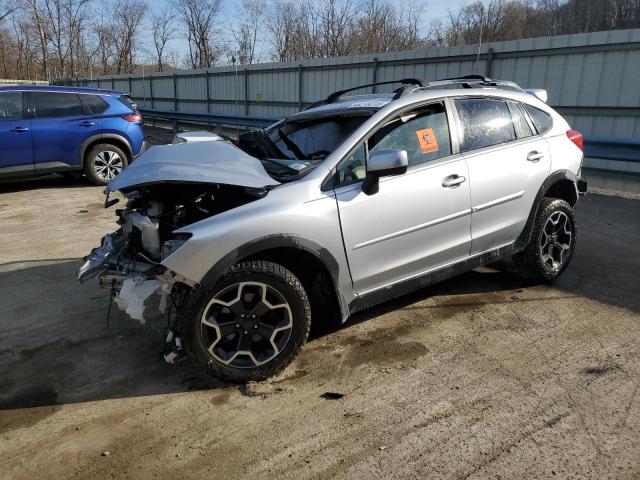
(582, 365, 620, 376)
(210, 390, 233, 406)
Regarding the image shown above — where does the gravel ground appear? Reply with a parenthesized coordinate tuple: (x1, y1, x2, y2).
(0, 173, 639, 479)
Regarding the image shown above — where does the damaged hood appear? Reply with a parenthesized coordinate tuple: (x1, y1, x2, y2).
(107, 140, 280, 193)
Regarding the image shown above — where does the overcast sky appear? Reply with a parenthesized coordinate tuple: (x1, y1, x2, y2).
(144, 0, 469, 65)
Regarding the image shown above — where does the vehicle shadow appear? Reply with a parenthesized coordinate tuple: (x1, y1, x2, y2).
(0, 194, 637, 411)
(0, 173, 95, 194)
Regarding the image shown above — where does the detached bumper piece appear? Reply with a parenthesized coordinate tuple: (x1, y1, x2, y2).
(578, 179, 588, 195)
(77, 234, 116, 283)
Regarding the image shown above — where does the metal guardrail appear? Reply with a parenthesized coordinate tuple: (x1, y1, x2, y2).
(139, 109, 640, 165)
(140, 109, 278, 130)
(584, 136, 640, 163)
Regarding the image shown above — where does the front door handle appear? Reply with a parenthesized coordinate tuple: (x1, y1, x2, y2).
(527, 151, 544, 162)
(442, 174, 466, 188)
(10, 126, 29, 133)
(79, 121, 95, 127)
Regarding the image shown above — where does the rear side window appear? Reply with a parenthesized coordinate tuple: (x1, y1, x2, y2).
(31, 92, 84, 118)
(523, 104, 552, 134)
(0, 91, 23, 120)
(455, 98, 516, 152)
(81, 94, 109, 114)
(508, 101, 534, 139)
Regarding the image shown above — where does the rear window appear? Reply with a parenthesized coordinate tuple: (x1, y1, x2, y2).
(81, 94, 109, 114)
(0, 91, 23, 120)
(523, 104, 552, 134)
(31, 92, 84, 118)
(455, 98, 516, 152)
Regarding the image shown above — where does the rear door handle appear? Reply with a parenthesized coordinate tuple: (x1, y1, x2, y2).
(442, 174, 466, 188)
(79, 121, 95, 127)
(10, 126, 29, 132)
(527, 151, 544, 162)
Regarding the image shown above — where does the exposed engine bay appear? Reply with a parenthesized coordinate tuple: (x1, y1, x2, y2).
(78, 183, 265, 319)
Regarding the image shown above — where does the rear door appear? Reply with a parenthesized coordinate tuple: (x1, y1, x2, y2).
(28, 91, 102, 173)
(0, 91, 34, 174)
(454, 97, 551, 254)
(334, 101, 472, 294)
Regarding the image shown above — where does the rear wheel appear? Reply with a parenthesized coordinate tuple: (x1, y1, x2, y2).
(181, 261, 311, 383)
(513, 197, 576, 281)
(84, 143, 128, 185)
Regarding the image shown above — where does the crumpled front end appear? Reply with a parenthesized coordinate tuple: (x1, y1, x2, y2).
(78, 180, 268, 324)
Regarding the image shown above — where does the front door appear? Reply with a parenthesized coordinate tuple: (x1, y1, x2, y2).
(0, 91, 33, 174)
(334, 102, 472, 294)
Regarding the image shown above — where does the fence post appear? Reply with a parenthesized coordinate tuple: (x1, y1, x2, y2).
(244, 69, 249, 116)
(298, 64, 304, 110)
(128, 75, 132, 95)
(149, 76, 154, 110)
(485, 48, 495, 77)
(173, 73, 178, 111)
(372, 57, 379, 93)
(205, 70, 211, 114)
(111, 77, 115, 90)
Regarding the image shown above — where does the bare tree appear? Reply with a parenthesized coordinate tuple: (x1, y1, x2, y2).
(150, 9, 175, 71)
(230, 0, 264, 64)
(111, 0, 147, 74)
(171, 0, 223, 68)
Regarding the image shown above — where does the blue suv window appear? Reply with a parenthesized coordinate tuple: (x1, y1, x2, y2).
(81, 94, 109, 114)
(0, 91, 23, 120)
(31, 92, 84, 118)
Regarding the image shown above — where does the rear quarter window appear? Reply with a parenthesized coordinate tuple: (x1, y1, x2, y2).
(455, 98, 516, 152)
(81, 94, 109, 114)
(523, 104, 552, 134)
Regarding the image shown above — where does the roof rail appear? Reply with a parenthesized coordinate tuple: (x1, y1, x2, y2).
(441, 75, 492, 82)
(326, 78, 423, 104)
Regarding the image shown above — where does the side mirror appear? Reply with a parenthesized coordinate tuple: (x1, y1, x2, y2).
(362, 149, 408, 195)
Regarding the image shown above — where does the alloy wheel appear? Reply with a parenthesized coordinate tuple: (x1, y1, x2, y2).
(200, 282, 293, 368)
(93, 150, 124, 181)
(540, 211, 572, 270)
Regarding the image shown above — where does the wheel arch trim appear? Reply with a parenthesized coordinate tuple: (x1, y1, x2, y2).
(79, 133, 133, 166)
(514, 169, 578, 252)
(198, 234, 349, 320)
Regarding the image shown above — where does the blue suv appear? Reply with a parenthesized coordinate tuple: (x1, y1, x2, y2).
(0, 86, 146, 185)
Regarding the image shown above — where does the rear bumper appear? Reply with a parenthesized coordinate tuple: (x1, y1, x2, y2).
(133, 140, 148, 160)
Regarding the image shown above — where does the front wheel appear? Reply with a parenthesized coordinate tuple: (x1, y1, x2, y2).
(181, 261, 311, 383)
(513, 197, 576, 281)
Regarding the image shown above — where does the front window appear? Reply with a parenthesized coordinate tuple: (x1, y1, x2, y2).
(335, 102, 452, 188)
(0, 91, 23, 120)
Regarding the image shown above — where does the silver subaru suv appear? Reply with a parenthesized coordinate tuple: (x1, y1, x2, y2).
(78, 76, 587, 382)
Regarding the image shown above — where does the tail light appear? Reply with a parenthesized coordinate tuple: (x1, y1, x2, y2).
(122, 113, 142, 123)
(566, 129, 584, 152)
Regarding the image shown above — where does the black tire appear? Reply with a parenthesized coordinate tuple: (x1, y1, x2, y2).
(513, 197, 576, 282)
(181, 261, 311, 383)
(84, 143, 129, 186)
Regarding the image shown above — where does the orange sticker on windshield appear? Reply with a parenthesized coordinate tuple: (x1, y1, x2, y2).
(416, 128, 439, 154)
